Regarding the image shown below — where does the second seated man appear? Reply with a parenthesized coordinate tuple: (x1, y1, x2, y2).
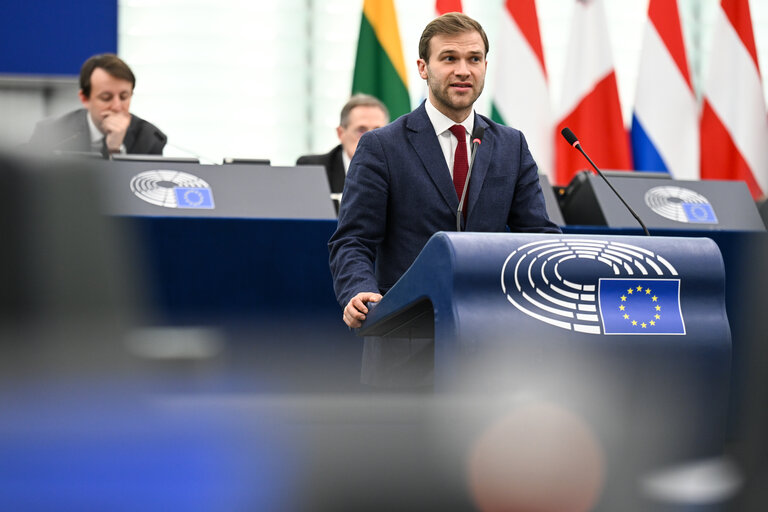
(297, 94, 389, 212)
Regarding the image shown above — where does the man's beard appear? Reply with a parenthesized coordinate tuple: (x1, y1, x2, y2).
(427, 71, 483, 113)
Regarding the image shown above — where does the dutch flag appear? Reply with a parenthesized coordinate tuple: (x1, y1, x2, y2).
(631, 0, 698, 179)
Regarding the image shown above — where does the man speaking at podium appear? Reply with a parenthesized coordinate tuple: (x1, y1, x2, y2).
(28, 54, 166, 158)
(330, 12, 560, 340)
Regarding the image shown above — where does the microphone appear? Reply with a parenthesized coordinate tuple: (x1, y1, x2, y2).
(164, 141, 217, 164)
(560, 127, 650, 236)
(457, 125, 485, 231)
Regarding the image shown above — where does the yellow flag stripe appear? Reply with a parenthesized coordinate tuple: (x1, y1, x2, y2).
(363, 0, 409, 87)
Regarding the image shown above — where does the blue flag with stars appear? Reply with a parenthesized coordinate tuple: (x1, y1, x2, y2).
(175, 187, 214, 209)
(598, 279, 685, 335)
(682, 203, 718, 224)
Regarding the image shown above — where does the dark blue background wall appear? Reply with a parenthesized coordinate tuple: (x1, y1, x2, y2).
(0, 1, 117, 75)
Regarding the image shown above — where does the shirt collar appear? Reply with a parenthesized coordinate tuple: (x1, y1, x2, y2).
(341, 148, 351, 174)
(85, 111, 103, 144)
(424, 97, 474, 137)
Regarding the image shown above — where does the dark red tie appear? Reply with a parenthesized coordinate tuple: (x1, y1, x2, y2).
(449, 124, 468, 201)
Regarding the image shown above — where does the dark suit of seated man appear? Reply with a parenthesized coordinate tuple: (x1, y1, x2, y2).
(328, 13, 561, 386)
(297, 94, 389, 213)
(28, 53, 166, 158)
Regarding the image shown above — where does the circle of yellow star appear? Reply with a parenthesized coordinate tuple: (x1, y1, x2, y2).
(618, 283, 667, 329)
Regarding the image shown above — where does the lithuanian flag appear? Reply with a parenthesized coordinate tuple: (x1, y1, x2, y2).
(352, 0, 411, 119)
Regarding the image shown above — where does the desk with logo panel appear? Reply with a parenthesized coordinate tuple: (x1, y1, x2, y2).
(98, 159, 364, 392)
(101, 160, 336, 220)
(559, 171, 765, 231)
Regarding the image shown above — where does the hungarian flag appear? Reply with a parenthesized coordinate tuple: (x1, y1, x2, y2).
(554, 0, 631, 186)
(352, 0, 410, 120)
(700, 0, 768, 198)
(491, 0, 553, 180)
(631, 0, 698, 180)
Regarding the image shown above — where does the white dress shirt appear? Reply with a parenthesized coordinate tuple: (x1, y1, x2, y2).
(342, 148, 351, 174)
(86, 113, 126, 154)
(424, 97, 474, 178)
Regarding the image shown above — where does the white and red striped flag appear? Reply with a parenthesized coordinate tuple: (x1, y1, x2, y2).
(631, 0, 698, 179)
(555, 0, 631, 186)
(701, 0, 768, 198)
(491, 0, 553, 180)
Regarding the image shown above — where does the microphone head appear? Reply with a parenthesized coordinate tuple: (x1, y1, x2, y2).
(472, 126, 485, 144)
(561, 127, 579, 146)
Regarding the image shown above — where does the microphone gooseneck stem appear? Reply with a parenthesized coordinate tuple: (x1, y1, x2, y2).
(457, 140, 480, 232)
(575, 143, 650, 236)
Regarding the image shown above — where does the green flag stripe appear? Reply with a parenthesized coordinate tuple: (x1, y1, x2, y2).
(352, 15, 410, 119)
(490, 101, 506, 126)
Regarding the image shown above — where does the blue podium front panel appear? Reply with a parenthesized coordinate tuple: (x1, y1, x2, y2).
(360, 232, 731, 469)
(363, 232, 727, 351)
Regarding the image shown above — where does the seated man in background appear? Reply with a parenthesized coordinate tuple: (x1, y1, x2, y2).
(28, 53, 166, 157)
(297, 94, 389, 211)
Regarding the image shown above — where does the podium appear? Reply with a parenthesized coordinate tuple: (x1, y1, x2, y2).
(359, 232, 731, 467)
(538, 173, 565, 226)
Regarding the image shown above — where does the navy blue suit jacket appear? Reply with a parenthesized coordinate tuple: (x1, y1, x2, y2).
(329, 102, 560, 308)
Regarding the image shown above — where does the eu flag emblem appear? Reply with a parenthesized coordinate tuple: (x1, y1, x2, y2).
(174, 187, 215, 209)
(598, 279, 685, 335)
(682, 203, 718, 223)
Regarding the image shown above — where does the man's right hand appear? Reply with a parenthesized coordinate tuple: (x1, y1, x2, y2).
(343, 292, 383, 328)
(101, 111, 131, 153)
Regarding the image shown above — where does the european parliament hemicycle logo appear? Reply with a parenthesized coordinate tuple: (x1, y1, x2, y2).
(130, 170, 215, 209)
(644, 186, 718, 224)
(500, 239, 685, 335)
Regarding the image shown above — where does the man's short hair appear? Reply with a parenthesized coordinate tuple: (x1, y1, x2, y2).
(418, 12, 489, 62)
(340, 94, 390, 128)
(79, 54, 136, 98)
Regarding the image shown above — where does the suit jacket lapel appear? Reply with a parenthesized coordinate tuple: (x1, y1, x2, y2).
(405, 103, 458, 211)
(466, 113, 491, 220)
(329, 145, 346, 193)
